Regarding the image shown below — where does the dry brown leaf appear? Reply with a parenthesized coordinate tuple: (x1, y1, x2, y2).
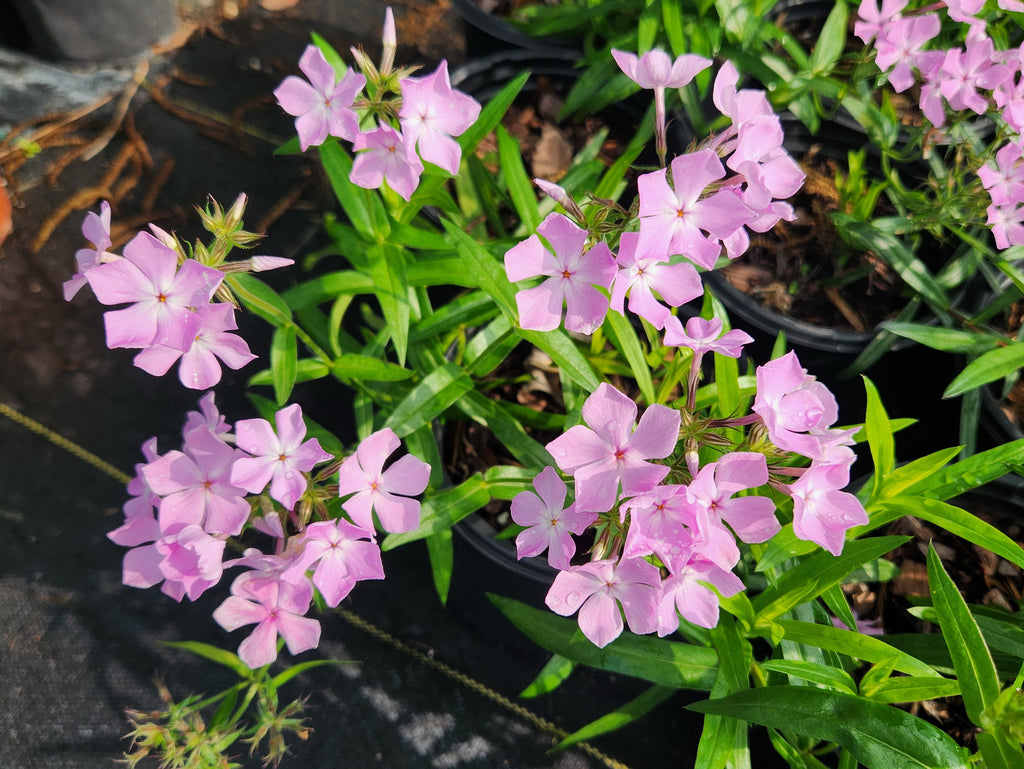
(531, 123, 572, 181)
(0, 183, 12, 246)
(259, 0, 300, 9)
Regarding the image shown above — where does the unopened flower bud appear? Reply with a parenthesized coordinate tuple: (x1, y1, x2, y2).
(382, 7, 397, 74)
(224, 192, 248, 232)
(250, 255, 295, 272)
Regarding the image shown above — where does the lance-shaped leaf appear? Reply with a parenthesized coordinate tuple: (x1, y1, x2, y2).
(944, 343, 1024, 399)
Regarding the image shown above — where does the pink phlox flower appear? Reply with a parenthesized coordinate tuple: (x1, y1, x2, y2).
(110, 437, 163, 546)
(787, 459, 868, 556)
(212, 571, 321, 669)
(64, 200, 120, 301)
(337, 427, 430, 533)
(142, 425, 250, 536)
(281, 520, 384, 606)
(545, 557, 662, 647)
(873, 14, 941, 93)
(853, 0, 907, 44)
(546, 383, 680, 513)
(510, 466, 596, 571)
(987, 199, 1024, 249)
(504, 213, 617, 334)
(154, 523, 227, 601)
(273, 44, 365, 151)
(252, 513, 286, 539)
(85, 232, 224, 352)
(619, 484, 695, 562)
(686, 453, 779, 544)
(943, 0, 985, 24)
(231, 403, 333, 511)
(938, 40, 1006, 115)
(994, 69, 1024, 134)
(611, 48, 711, 90)
(609, 232, 703, 330)
(636, 149, 747, 270)
(917, 54, 949, 127)
(662, 316, 753, 361)
(729, 116, 805, 209)
(399, 60, 482, 175)
(979, 140, 1024, 206)
(182, 391, 231, 438)
(752, 351, 840, 457)
(350, 124, 424, 202)
(712, 62, 773, 131)
(658, 551, 744, 633)
(133, 302, 257, 390)
(999, 0, 1024, 12)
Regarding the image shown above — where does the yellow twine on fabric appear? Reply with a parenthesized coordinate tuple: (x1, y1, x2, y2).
(0, 401, 132, 485)
(0, 398, 636, 769)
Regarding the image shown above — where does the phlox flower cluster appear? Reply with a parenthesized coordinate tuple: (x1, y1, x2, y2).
(64, 198, 293, 390)
(108, 393, 429, 669)
(856, 0, 1024, 248)
(504, 57, 804, 337)
(273, 9, 481, 201)
(512, 356, 868, 648)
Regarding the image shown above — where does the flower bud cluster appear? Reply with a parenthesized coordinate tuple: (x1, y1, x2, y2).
(108, 392, 429, 669)
(63, 195, 293, 389)
(273, 8, 481, 201)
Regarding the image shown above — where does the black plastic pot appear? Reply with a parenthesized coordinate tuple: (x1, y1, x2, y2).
(450, 0, 580, 59)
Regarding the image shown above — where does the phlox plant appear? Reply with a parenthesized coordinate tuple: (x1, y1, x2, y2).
(65, 7, 1024, 768)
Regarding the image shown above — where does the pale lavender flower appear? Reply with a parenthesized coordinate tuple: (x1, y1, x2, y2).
(511, 466, 596, 570)
(399, 60, 481, 175)
(662, 316, 753, 359)
(231, 404, 333, 511)
(282, 520, 384, 606)
(658, 553, 743, 633)
(546, 383, 680, 513)
(546, 557, 661, 648)
(752, 351, 839, 458)
(274, 44, 365, 151)
(350, 124, 424, 201)
(504, 213, 617, 334)
(64, 200, 120, 301)
(609, 232, 703, 329)
(788, 459, 867, 556)
(337, 427, 430, 533)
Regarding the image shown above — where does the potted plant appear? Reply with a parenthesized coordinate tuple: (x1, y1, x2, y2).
(62, 7, 1024, 767)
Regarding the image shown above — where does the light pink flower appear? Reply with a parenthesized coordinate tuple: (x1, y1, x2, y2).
(752, 351, 839, 458)
(686, 453, 778, 544)
(609, 232, 703, 329)
(274, 44, 365, 151)
(658, 553, 743, 633)
(350, 124, 424, 201)
(213, 571, 320, 669)
(231, 404, 333, 510)
(511, 466, 596, 570)
(85, 232, 223, 352)
(504, 213, 617, 334)
(546, 557, 661, 647)
(64, 200, 120, 301)
(662, 316, 752, 359)
(788, 460, 868, 556)
(399, 60, 481, 175)
(337, 427, 430, 533)
(874, 14, 941, 93)
(282, 520, 384, 606)
(853, 0, 907, 44)
(546, 383, 680, 513)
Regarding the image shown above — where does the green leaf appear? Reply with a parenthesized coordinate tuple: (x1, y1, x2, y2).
(874, 496, 1024, 570)
(688, 687, 969, 769)
(555, 685, 676, 750)
(883, 322, 1000, 354)
(368, 242, 410, 365)
(927, 544, 1000, 726)
(281, 271, 375, 310)
(519, 653, 576, 698)
(248, 358, 329, 388)
(383, 362, 474, 438)
(226, 274, 292, 327)
(944, 343, 1024, 399)
(776, 620, 940, 678)
(456, 390, 552, 469)
(519, 326, 600, 394)
(459, 71, 529, 155)
(808, 0, 847, 75)
(863, 376, 894, 499)
(861, 675, 961, 705)
(900, 438, 1024, 499)
(269, 325, 298, 406)
(162, 641, 251, 678)
(496, 124, 541, 234)
(604, 310, 655, 405)
(695, 616, 753, 769)
(759, 660, 857, 695)
(441, 218, 519, 319)
(382, 476, 491, 549)
(319, 141, 389, 241)
(752, 537, 910, 627)
(489, 595, 719, 690)
(426, 529, 454, 605)
(270, 659, 354, 689)
(876, 446, 962, 499)
(330, 354, 414, 382)
(834, 217, 949, 310)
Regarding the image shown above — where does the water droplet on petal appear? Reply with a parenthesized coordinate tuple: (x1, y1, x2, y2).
(567, 591, 580, 604)
(285, 471, 295, 480)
